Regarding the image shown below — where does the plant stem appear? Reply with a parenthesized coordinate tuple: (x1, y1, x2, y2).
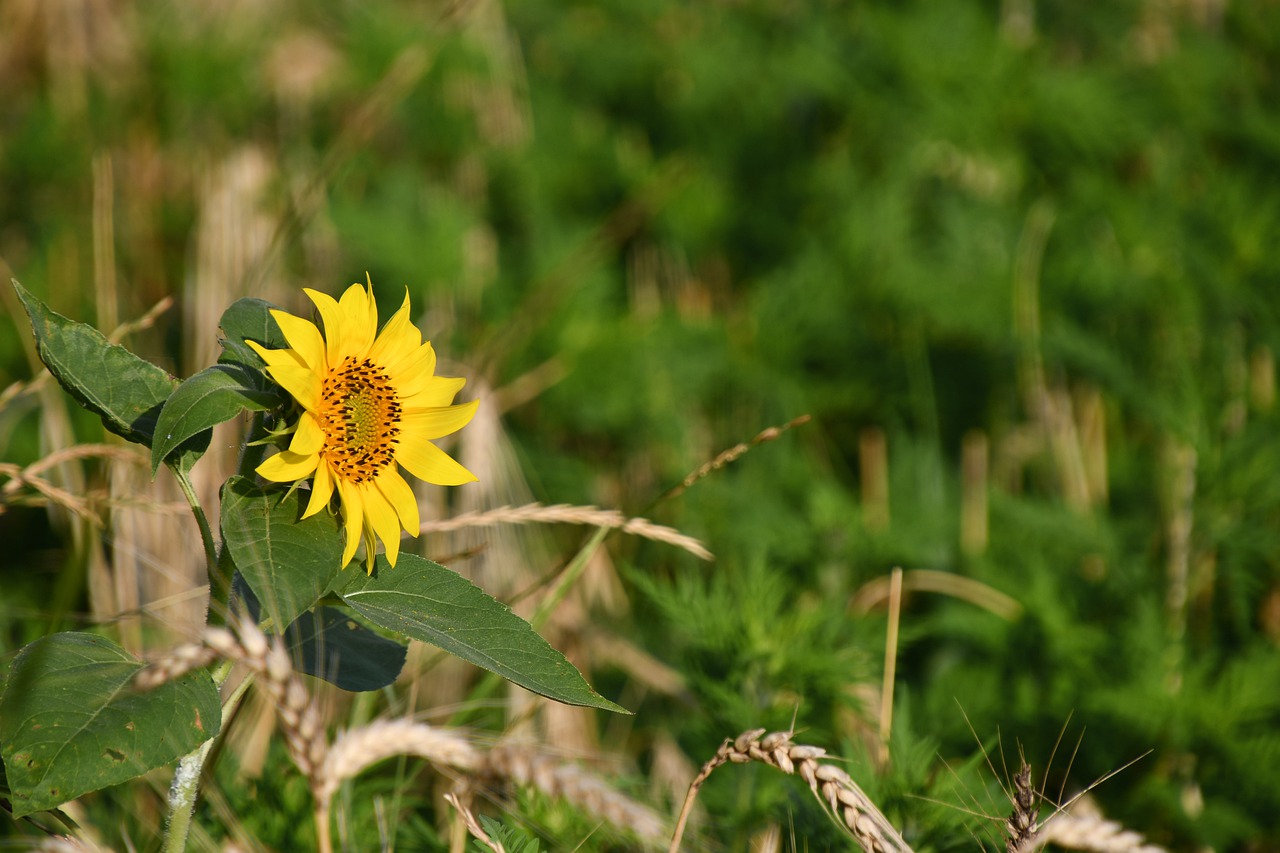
(163, 661, 249, 853)
(171, 464, 229, 622)
(530, 526, 608, 631)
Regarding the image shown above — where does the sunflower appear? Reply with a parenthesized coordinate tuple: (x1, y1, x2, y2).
(247, 279, 478, 572)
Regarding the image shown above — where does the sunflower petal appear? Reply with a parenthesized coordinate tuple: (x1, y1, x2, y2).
(304, 288, 346, 367)
(271, 311, 327, 371)
(368, 289, 422, 367)
(303, 461, 334, 518)
(289, 412, 325, 455)
(338, 282, 377, 354)
(360, 481, 402, 567)
(246, 339, 308, 372)
(397, 440, 477, 486)
(399, 399, 480, 441)
(258, 449, 319, 483)
(376, 468, 419, 536)
(336, 477, 364, 568)
(385, 341, 437, 393)
(402, 375, 467, 409)
(264, 363, 322, 411)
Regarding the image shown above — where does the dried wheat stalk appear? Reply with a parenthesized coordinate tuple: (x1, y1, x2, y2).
(482, 741, 668, 846)
(669, 729, 913, 853)
(1004, 762, 1167, 853)
(419, 502, 713, 561)
(1027, 813, 1168, 853)
(444, 789, 507, 853)
(315, 718, 482, 807)
(133, 619, 328, 782)
(662, 415, 810, 502)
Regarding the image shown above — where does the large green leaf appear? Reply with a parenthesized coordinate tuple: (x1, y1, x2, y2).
(0, 633, 220, 819)
(150, 364, 278, 475)
(335, 554, 627, 713)
(285, 607, 407, 692)
(12, 280, 184, 451)
(220, 476, 343, 631)
(217, 297, 287, 370)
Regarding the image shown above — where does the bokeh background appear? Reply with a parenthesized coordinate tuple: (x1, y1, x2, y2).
(2, 0, 1280, 850)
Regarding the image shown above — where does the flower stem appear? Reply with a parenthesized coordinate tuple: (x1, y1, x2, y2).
(163, 661, 251, 853)
(171, 464, 229, 621)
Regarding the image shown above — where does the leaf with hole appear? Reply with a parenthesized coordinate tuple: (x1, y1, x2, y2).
(335, 554, 627, 713)
(0, 633, 220, 819)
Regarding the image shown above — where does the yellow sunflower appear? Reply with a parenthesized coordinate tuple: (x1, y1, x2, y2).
(247, 278, 478, 572)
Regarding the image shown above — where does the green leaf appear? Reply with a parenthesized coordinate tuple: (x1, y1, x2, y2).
(0, 632, 220, 819)
(285, 607, 407, 692)
(150, 364, 278, 475)
(335, 554, 628, 713)
(12, 280, 191, 452)
(220, 476, 343, 631)
(217, 297, 287, 370)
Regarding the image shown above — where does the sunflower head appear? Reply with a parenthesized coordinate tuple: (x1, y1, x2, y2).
(247, 278, 478, 573)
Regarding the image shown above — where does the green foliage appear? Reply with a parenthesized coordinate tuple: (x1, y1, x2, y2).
(336, 553, 626, 712)
(220, 475, 346, 630)
(0, 633, 219, 818)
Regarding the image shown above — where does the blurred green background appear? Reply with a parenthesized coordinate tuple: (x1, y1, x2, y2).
(3, 0, 1280, 850)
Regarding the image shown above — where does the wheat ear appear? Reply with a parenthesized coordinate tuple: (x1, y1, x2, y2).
(134, 620, 328, 781)
(315, 718, 482, 807)
(481, 742, 668, 846)
(419, 502, 713, 561)
(1015, 813, 1168, 853)
(668, 729, 913, 853)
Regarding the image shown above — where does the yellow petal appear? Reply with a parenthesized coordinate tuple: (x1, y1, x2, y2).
(397, 440, 477, 486)
(257, 449, 319, 483)
(338, 282, 377, 355)
(376, 468, 419, 537)
(360, 481, 402, 567)
(402, 375, 466, 409)
(246, 339, 307, 372)
(289, 412, 325, 455)
(271, 311, 327, 372)
(265, 363, 322, 411)
(385, 342, 437, 394)
(336, 477, 364, 567)
(303, 461, 334, 518)
(304, 288, 346, 367)
(368, 289, 422, 367)
(399, 399, 479, 441)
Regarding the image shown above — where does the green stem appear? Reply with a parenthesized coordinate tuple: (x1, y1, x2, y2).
(163, 661, 250, 853)
(171, 465, 229, 622)
(530, 526, 608, 631)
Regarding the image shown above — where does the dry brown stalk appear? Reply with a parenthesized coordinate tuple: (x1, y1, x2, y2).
(419, 502, 713, 561)
(482, 742, 668, 847)
(444, 790, 507, 853)
(662, 415, 811, 502)
(669, 729, 913, 853)
(0, 444, 146, 521)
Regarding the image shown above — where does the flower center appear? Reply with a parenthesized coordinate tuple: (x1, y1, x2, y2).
(318, 357, 401, 484)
